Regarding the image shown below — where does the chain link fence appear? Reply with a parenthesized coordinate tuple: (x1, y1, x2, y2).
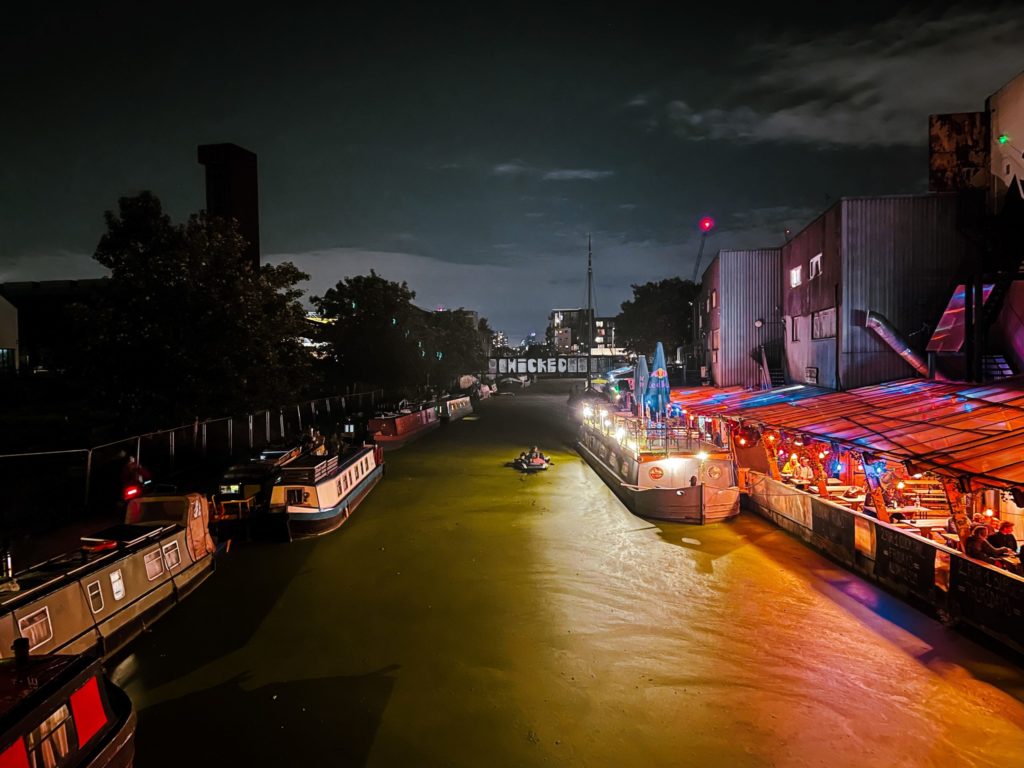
(0, 390, 381, 534)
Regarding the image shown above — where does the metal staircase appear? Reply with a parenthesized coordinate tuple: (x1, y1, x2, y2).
(981, 354, 1015, 380)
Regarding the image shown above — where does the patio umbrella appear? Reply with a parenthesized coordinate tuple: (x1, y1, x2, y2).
(634, 354, 650, 418)
(646, 341, 671, 418)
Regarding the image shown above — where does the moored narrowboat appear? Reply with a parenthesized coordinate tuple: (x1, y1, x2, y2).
(0, 494, 215, 662)
(437, 395, 473, 421)
(0, 642, 136, 767)
(269, 445, 384, 539)
(367, 401, 440, 448)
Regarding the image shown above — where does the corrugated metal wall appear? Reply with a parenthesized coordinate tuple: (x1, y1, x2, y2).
(840, 195, 969, 389)
(719, 249, 782, 387)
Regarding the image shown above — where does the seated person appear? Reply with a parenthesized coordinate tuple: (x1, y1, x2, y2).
(781, 457, 796, 475)
(796, 458, 815, 484)
(523, 446, 548, 464)
(861, 488, 879, 519)
(964, 525, 1015, 564)
(888, 512, 907, 524)
(988, 521, 1020, 554)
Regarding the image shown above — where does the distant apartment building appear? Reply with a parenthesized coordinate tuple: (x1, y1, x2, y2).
(593, 317, 617, 350)
(698, 249, 782, 388)
(547, 308, 594, 353)
(552, 327, 572, 352)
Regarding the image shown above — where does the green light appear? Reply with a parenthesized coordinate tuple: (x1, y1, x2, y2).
(998, 134, 1010, 145)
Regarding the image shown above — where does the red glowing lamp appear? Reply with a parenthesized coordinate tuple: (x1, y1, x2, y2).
(123, 484, 142, 501)
(699, 216, 715, 233)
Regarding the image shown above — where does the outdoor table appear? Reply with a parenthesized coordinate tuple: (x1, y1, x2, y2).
(905, 518, 946, 535)
(889, 505, 931, 520)
(836, 494, 866, 505)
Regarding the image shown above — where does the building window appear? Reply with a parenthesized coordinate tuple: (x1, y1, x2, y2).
(712, 350, 718, 363)
(163, 541, 181, 570)
(18, 607, 53, 650)
(87, 581, 104, 613)
(705, 297, 710, 312)
(712, 329, 720, 350)
(711, 289, 717, 308)
(790, 266, 802, 288)
(0, 348, 14, 376)
(144, 550, 164, 581)
(791, 317, 800, 342)
(809, 253, 822, 279)
(110, 569, 125, 600)
(812, 307, 837, 339)
(698, 314, 703, 330)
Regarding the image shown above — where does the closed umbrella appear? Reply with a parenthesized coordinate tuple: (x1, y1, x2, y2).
(646, 341, 671, 418)
(634, 354, 649, 418)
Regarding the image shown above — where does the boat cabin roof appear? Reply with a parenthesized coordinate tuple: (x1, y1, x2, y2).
(0, 654, 114, 743)
(0, 524, 177, 613)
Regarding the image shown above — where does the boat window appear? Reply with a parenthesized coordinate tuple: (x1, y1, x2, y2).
(26, 703, 75, 768)
(18, 607, 53, 651)
(343, 473, 350, 491)
(110, 569, 126, 600)
(86, 580, 104, 613)
(286, 488, 307, 506)
(163, 541, 182, 569)
(144, 550, 164, 581)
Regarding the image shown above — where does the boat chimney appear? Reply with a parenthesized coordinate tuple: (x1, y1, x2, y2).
(13, 637, 29, 669)
(0, 537, 13, 581)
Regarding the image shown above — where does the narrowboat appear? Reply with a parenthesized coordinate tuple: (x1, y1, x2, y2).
(0, 642, 135, 767)
(577, 411, 740, 524)
(437, 395, 473, 421)
(210, 443, 306, 532)
(0, 494, 215, 662)
(367, 401, 440, 448)
(268, 444, 384, 539)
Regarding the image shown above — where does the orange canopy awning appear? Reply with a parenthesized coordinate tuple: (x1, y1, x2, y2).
(670, 378, 1024, 489)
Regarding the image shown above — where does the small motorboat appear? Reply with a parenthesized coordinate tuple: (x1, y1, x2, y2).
(511, 455, 553, 472)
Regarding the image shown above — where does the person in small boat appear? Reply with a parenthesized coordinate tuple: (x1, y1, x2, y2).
(520, 446, 548, 464)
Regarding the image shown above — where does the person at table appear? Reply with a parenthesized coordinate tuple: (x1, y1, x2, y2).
(964, 525, 1015, 564)
(781, 456, 797, 475)
(796, 457, 815, 484)
(862, 487, 878, 519)
(988, 521, 1020, 554)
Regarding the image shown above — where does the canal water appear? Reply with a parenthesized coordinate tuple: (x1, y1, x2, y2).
(116, 381, 1024, 766)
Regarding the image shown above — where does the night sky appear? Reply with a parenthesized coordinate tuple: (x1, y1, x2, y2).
(3, 2, 1022, 341)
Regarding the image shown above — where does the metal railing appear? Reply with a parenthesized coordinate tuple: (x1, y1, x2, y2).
(0, 389, 382, 533)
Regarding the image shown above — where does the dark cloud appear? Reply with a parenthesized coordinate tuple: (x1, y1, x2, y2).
(1, 1, 1021, 342)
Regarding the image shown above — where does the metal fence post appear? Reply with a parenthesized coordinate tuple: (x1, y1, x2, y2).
(84, 449, 93, 508)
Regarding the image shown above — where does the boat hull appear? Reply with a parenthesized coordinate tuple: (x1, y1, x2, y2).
(285, 465, 384, 539)
(577, 433, 740, 525)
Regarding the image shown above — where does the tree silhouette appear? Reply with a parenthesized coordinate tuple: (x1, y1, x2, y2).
(88, 191, 313, 426)
(616, 277, 699, 358)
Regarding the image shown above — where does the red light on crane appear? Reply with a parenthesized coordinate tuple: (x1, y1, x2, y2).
(699, 216, 715, 233)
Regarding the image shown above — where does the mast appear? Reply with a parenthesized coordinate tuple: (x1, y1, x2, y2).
(587, 234, 593, 389)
